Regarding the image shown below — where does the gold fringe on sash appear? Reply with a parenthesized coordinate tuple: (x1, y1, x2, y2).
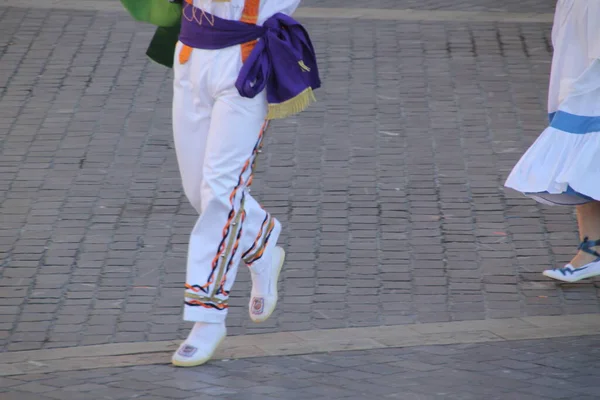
(266, 87, 317, 120)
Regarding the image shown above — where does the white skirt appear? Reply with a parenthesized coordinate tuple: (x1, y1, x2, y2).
(504, 0, 600, 206)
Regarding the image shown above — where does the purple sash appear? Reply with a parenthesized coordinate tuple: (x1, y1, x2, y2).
(179, 6, 320, 119)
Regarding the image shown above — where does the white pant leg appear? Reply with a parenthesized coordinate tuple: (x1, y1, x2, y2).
(179, 46, 277, 323)
(172, 41, 213, 212)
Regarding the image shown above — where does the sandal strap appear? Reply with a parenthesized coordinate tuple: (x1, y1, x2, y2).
(577, 237, 600, 258)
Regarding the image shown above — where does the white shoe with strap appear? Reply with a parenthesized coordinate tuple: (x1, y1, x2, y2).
(543, 237, 600, 283)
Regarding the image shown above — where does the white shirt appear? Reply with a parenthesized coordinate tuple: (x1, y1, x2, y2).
(192, 0, 301, 24)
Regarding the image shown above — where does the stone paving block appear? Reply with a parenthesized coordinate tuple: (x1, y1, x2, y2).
(0, 392, 56, 400)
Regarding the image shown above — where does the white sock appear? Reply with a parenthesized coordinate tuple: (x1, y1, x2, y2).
(249, 246, 285, 322)
(250, 261, 276, 294)
(188, 321, 225, 342)
(172, 322, 226, 365)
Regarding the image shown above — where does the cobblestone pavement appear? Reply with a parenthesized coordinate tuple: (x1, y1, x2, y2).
(2, 1, 600, 399)
(6, 0, 556, 13)
(1, 335, 599, 400)
(1, 0, 599, 353)
(302, 0, 555, 13)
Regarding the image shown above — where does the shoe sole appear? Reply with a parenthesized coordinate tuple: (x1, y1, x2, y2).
(171, 335, 226, 368)
(250, 247, 285, 323)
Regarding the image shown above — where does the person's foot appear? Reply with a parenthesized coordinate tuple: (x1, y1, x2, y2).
(172, 322, 226, 367)
(247, 219, 284, 323)
(543, 260, 600, 283)
(568, 249, 599, 269)
(248, 246, 285, 322)
(543, 238, 600, 283)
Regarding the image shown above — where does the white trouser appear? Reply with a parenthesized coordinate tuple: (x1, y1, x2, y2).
(172, 42, 279, 323)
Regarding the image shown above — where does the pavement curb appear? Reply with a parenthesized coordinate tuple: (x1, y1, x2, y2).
(1, 314, 598, 376)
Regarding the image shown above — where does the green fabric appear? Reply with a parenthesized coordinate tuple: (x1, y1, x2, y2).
(120, 0, 182, 27)
(120, 0, 182, 68)
(146, 25, 180, 68)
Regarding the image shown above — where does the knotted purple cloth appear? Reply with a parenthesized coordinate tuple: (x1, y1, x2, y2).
(179, 5, 320, 119)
